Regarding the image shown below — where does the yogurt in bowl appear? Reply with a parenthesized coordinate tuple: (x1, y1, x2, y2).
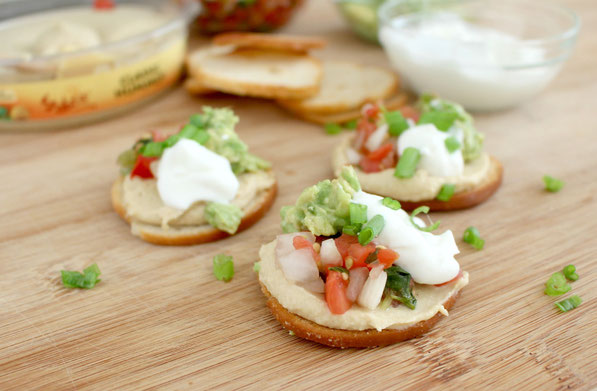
(378, 0, 580, 111)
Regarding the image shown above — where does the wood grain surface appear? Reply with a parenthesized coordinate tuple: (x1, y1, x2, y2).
(1, 1, 596, 390)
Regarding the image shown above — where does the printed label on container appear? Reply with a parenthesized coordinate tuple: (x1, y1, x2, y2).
(0, 40, 185, 122)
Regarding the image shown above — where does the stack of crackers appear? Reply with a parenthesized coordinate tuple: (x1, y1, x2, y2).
(185, 33, 407, 125)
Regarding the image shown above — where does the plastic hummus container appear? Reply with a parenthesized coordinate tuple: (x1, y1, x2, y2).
(0, 0, 199, 131)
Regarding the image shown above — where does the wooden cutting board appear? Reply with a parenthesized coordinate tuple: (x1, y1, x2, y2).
(1, 1, 596, 390)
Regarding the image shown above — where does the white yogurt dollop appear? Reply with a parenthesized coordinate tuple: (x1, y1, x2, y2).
(352, 191, 460, 285)
(398, 124, 464, 177)
(156, 139, 239, 210)
(379, 12, 557, 111)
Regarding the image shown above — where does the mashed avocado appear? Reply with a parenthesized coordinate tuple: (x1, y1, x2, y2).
(281, 167, 361, 236)
(205, 202, 243, 234)
(418, 94, 484, 162)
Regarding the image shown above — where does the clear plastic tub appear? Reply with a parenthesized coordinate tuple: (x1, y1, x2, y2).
(0, 0, 199, 131)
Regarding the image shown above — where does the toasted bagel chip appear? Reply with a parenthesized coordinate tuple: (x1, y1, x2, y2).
(277, 61, 399, 115)
(213, 32, 326, 53)
(187, 47, 322, 99)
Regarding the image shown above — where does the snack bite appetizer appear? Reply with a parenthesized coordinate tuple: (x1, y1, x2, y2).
(112, 107, 276, 245)
(332, 95, 503, 210)
(257, 167, 468, 348)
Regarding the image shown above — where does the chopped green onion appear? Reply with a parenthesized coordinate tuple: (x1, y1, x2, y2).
(164, 134, 181, 148)
(385, 111, 409, 136)
(563, 264, 578, 281)
(179, 124, 198, 138)
(417, 111, 458, 131)
(544, 272, 571, 296)
(343, 224, 361, 236)
(463, 226, 484, 250)
(344, 119, 358, 130)
(436, 184, 455, 202)
(378, 290, 393, 310)
(543, 175, 564, 193)
(394, 147, 421, 179)
(329, 266, 349, 274)
(192, 130, 210, 145)
(382, 197, 401, 210)
(349, 203, 368, 225)
(555, 295, 582, 313)
(140, 141, 164, 157)
(358, 215, 385, 245)
(444, 137, 461, 153)
(61, 264, 101, 289)
(189, 113, 206, 128)
(324, 123, 342, 135)
(410, 206, 440, 232)
(253, 262, 261, 273)
(213, 254, 234, 282)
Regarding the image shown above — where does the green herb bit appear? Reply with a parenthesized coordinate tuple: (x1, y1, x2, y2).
(358, 215, 385, 245)
(253, 262, 261, 273)
(385, 111, 409, 136)
(61, 264, 101, 289)
(344, 119, 358, 130)
(192, 130, 210, 145)
(394, 147, 421, 179)
(463, 226, 484, 250)
(343, 224, 361, 236)
(213, 254, 234, 282)
(544, 272, 571, 296)
(436, 184, 455, 202)
(410, 206, 440, 232)
(385, 266, 416, 309)
(563, 264, 578, 281)
(329, 266, 349, 274)
(349, 203, 368, 225)
(444, 137, 461, 153)
(288, 330, 296, 336)
(365, 249, 379, 264)
(555, 295, 582, 313)
(543, 175, 564, 193)
(418, 110, 458, 131)
(382, 197, 401, 210)
(378, 290, 393, 310)
(324, 123, 342, 135)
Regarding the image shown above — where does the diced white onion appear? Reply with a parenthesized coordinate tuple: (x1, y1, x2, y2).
(365, 123, 389, 152)
(277, 248, 319, 284)
(320, 238, 342, 266)
(357, 266, 387, 310)
(346, 267, 369, 302)
(275, 232, 315, 259)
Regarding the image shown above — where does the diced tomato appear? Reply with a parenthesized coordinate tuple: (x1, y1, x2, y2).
(377, 248, 399, 268)
(363, 103, 380, 119)
(379, 150, 397, 170)
(400, 105, 420, 122)
(367, 143, 394, 161)
(359, 155, 382, 173)
(130, 155, 156, 179)
(334, 234, 359, 260)
(151, 130, 168, 142)
(434, 270, 463, 287)
(293, 236, 320, 263)
(325, 271, 352, 314)
(348, 242, 376, 269)
(93, 0, 114, 10)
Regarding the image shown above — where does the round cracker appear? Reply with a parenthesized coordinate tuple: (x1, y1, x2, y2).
(111, 174, 277, 245)
(277, 61, 399, 115)
(188, 47, 322, 100)
(288, 92, 409, 125)
(260, 282, 462, 348)
(213, 32, 326, 52)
